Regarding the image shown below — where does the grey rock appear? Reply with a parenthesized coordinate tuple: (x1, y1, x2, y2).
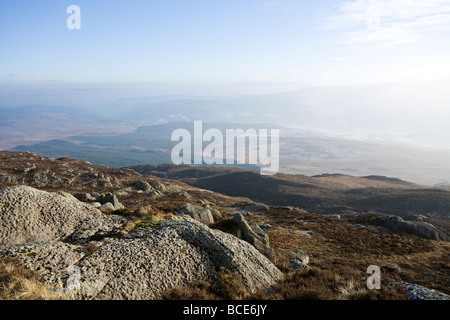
(292, 249, 309, 265)
(289, 259, 310, 270)
(0, 172, 14, 183)
(384, 216, 447, 241)
(19, 163, 36, 173)
(276, 206, 294, 211)
(113, 189, 130, 197)
(232, 201, 254, 207)
(178, 192, 192, 199)
(259, 223, 273, 232)
(0, 241, 85, 286)
(0, 185, 127, 245)
(99, 202, 115, 214)
(133, 180, 153, 193)
(100, 193, 125, 211)
(243, 203, 270, 212)
(231, 213, 275, 257)
(32, 170, 49, 187)
(90, 202, 102, 209)
(1, 218, 283, 300)
(394, 282, 450, 300)
(208, 207, 223, 219)
(148, 190, 163, 198)
(179, 203, 214, 224)
(159, 183, 180, 193)
(251, 225, 269, 243)
(74, 193, 97, 202)
(90, 192, 102, 201)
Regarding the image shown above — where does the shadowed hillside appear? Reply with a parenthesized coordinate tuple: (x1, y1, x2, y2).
(129, 164, 450, 219)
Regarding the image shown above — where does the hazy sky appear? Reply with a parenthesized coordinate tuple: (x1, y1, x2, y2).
(1, 0, 450, 88)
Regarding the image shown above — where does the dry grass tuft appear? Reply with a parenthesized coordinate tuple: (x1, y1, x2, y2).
(162, 280, 215, 300)
(268, 265, 410, 300)
(0, 257, 66, 300)
(120, 205, 181, 233)
(163, 267, 251, 300)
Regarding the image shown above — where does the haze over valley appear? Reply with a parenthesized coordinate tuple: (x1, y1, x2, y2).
(2, 79, 450, 186)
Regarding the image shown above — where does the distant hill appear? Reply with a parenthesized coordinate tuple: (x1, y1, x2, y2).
(129, 164, 450, 219)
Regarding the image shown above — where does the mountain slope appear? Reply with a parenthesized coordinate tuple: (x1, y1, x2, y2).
(129, 164, 450, 220)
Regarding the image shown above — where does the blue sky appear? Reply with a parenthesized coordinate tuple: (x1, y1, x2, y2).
(1, 0, 450, 88)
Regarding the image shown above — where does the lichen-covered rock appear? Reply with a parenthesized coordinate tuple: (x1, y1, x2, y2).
(76, 217, 282, 299)
(0, 241, 85, 286)
(0, 185, 127, 245)
(0, 217, 283, 300)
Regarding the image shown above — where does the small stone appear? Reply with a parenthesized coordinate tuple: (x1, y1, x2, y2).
(293, 249, 309, 265)
(99, 202, 115, 214)
(289, 259, 310, 270)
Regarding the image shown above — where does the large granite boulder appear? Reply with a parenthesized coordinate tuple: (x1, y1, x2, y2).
(0, 185, 127, 245)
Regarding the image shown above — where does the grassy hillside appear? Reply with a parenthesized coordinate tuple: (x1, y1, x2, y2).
(130, 164, 450, 219)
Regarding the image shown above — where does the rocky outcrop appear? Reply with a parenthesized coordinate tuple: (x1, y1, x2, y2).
(383, 216, 448, 241)
(0, 241, 86, 285)
(0, 186, 127, 245)
(100, 193, 125, 211)
(291, 249, 309, 265)
(288, 249, 310, 270)
(0, 216, 283, 300)
(0, 172, 15, 184)
(243, 203, 270, 212)
(98, 202, 116, 214)
(178, 203, 214, 224)
(231, 213, 275, 257)
(289, 260, 310, 270)
(133, 180, 153, 193)
(74, 191, 125, 213)
(148, 190, 163, 199)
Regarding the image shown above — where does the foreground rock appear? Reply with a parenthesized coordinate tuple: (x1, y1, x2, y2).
(0, 186, 127, 245)
(0, 216, 283, 299)
(0, 241, 86, 285)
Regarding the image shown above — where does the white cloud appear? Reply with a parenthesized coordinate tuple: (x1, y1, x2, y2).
(320, 0, 450, 47)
